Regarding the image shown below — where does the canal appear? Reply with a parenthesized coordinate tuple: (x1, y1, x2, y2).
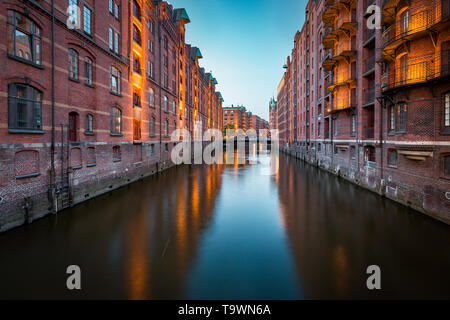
(0, 152, 449, 299)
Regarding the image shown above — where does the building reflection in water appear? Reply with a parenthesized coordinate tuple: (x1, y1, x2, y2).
(275, 155, 450, 299)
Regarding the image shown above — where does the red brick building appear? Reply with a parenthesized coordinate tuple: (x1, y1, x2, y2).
(274, 0, 450, 224)
(223, 104, 267, 135)
(0, 0, 223, 232)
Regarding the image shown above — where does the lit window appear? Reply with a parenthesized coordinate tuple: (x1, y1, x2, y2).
(68, 49, 79, 80)
(85, 114, 93, 133)
(8, 84, 42, 131)
(133, 25, 141, 46)
(7, 10, 42, 65)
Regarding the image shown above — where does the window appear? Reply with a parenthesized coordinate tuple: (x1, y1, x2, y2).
(172, 101, 177, 114)
(150, 144, 155, 154)
(133, 54, 141, 74)
(85, 114, 93, 133)
(164, 96, 168, 112)
(109, 0, 113, 14)
(149, 117, 155, 136)
(133, 91, 141, 107)
(68, 49, 79, 80)
(333, 118, 338, 136)
(110, 66, 121, 94)
(444, 155, 450, 176)
(133, 25, 141, 46)
(109, 28, 113, 50)
(114, 32, 119, 54)
(388, 149, 398, 167)
(149, 88, 155, 107)
(83, 6, 91, 35)
(133, 107, 141, 140)
(350, 146, 356, 160)
(7, 10, 42, 65)
(84, 57, 93, 85)
(165, 119, 169, 136)
(68, 112, 79, 142)
(444, 92, 450, 127)
(133, 0, 142, 20)
(114, 2, 119, 19)
(397, 103, 407, 132)
(111, 107, 122, 134)
(8, 84, 42, 131)
(113, 146, 121, 162)
(148, 60, 154, 78)
(165, 143, 169, 152)
(351, 115, 356, 135)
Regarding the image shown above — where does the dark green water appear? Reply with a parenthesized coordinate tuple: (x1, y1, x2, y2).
(0, 153, 449, 299)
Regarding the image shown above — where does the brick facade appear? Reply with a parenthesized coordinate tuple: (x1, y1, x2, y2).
(0, 0, 223, 232)
(271, 0, 450, 224)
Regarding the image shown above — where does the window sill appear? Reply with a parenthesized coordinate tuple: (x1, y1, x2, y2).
(16, 172, 40, 179)
(85, 83, 95, 88)
(84, 131, 94, 136)
(110, 133, 123, 137)
(69, 77, 80, 83)
(7, 54, 44, 69)
(86, 163, 96, 167)
(133, 140, 142, 144)
(149, 134, 156, 138)
(113, 158, 121, 163)
(9, 129, 45, 134)
(71, 165, 82, 170)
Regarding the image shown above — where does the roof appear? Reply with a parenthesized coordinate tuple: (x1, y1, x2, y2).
(173, 8, 190, 24)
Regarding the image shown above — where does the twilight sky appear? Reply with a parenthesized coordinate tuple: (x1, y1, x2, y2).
(168, 0, 307, 121)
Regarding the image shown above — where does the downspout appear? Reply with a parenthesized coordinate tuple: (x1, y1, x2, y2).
(50, 0, 56, 212)
(158, 8, 162, 170)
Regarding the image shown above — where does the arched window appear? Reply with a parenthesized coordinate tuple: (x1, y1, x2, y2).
(85, 57, 93, 85)
(8, 84, 42, 131)
(172, 101, 177, 114)
(110, 107, 122, 134)
(68, 112, 79, 142)
(110, 66, 121, 94)
(149, 116, 155, 136)
(133, 24, 141, 46)
(388, 149, 398, 167)
(444, 92, 450, 128)
(7, 10, 42, 65)
(164, 119, 169, 136)
(68, 49, 79, 80)
(85, 114, 94, 134)
(164, 96, 168, 112)
(149, 88, 155, 108)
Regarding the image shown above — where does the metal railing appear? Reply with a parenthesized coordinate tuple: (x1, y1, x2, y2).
(382, 6, 443, 48)
(381, 53, 450, 91)
(334, 39, 355, 57)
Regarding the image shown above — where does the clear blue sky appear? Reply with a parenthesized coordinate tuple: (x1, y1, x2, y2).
(168, 0, 307, 121)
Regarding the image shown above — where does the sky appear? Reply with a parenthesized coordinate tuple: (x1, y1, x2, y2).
(168, 0, 307, 121)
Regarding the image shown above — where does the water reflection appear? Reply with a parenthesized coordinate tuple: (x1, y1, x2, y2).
(0, 153, 449, 299)
(276, 155, 450, 299)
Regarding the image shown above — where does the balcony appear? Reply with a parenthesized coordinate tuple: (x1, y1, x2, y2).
(322, 13, 357, 49)
(382, 6, 450, 57)
(381, 53, 450, 92)
(332, 93, 356, 112)
(328, 68, 356, 91)
(322, 39, 356, 72)
(322, 0, 354, 27)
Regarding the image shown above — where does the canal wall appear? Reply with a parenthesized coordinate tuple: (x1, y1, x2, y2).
(281, 146, 450, 226)
(0, 141, 207, 233)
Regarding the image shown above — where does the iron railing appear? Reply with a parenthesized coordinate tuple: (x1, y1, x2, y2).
(381, 53, 450, 91)
(382, 6, 446, 48)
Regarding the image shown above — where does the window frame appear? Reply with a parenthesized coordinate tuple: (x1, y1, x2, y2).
(84, 57, 93, 86)
(110, 66, 121, 95)
(8, 83, 43, 132)
(110, 106, 122, 135)
(388, 149, 398, 168)
(68, 48, 79, 81)
(83, 5, 92, 35)
(7, 10, 42, 66)
(85, 114, 94, 134)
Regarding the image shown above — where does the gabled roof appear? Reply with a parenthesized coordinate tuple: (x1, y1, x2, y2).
(173, 8, 190, 24)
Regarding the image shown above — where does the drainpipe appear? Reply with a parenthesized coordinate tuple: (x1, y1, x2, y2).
(50, 0, 56, 212)
(158, 7, 162, 171)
